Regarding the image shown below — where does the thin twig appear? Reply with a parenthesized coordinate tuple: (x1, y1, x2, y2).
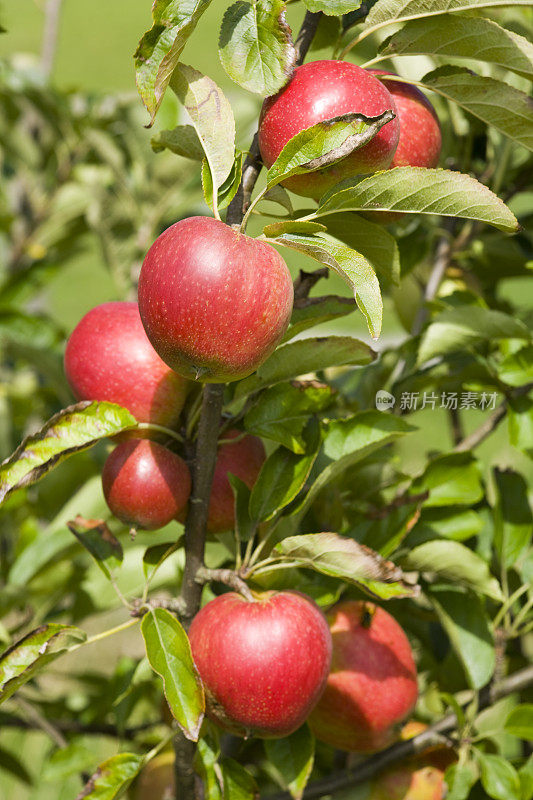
(0, 714, 158, 741)
(41, 0, 63, 79)
(411, 230, 453, 337)
(195, 567, 255, 601)
(454, 383, 532, 453)
(16, 696, 68, 749)
(265, 664, 533, 800)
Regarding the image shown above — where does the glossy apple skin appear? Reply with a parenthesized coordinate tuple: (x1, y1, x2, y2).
(64, 302, 188, 427)
(208, 430, 266, 533)
(102, 439, 191, 530)
(259, 60, 400, 199)
(188, 591, 332, 738)
(368, 70, 441, 169)
(308, 601, 418, 752)
(138, 217, 293, 383)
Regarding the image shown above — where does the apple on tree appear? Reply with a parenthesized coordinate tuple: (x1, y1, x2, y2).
(102, 439, 191, 530)
(308, 600, 418, 752)
(138, 216, 294, 383)
(188, 590, 332, 738)
(64, 301, 189, 427)
(258, 60, 400, 199)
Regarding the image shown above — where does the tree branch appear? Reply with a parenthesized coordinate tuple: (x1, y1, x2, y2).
(41, 0, 63, 79)
(266, 664, 533, 800)
(455, 382, 532, 453)
(0, 714, 158, 741)
(195, 567, 255, 601)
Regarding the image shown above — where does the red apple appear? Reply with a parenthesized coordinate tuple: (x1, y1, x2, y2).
(188, 591, 332, 737)
(368, 70, 441, 169)
(308, 601, 418, 752)
(102, 438, 191, 530)
(138, 217, 293, 383)
(258, 60, 400, 199)
(64, 302, 188, 427)
(207, 430, 266, 533)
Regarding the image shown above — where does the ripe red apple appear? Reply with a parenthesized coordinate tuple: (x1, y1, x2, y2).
(207, 430, 266, 533)
(188, 591, 332, 737)
(102, 438, 191, 530)
(308, 601, 418, 752)
(258, 60, 400, 199)
(64, 302, 189, 427)
(138, 217, 294, 383)
(367, 70, 441, 169)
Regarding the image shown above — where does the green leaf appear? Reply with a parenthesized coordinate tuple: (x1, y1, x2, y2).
(316, 167, 519, 232)
(266, 111, 395, 189)
(508, 396, 533, 457)
(418, 307, 530, 365)
(202, 151, 244, 211)
(283, 295, 355, 342)
(75, 753, 143, 800)
(303, 0, 362, 12)
(381, 16, 533, 81)
(265, 725, 315, 800)
(296, 411, 415, 519)
(364, 0, 533, 31)
(221, 758, 259, 799)
(429, 587, 495, 689)
(134, 0, 213, 125)
(67, 515, 123, 580)
(263, 220, 327, 237)
(244, 381, 335, 454)
(493, 469, 532, 568)
(274, 533, 419, 599)
(419, 508, 483, 541)
(219, 0, 296, 95)
(497, 345, 533, 387)
(0, 745, 32, 785)
(412, 453, 484, 507)
(228, 475, 256, 542)
(195, 733, 223, 800)
(143, 542, 180, 581)
(323, 212, 401, 285)
(505, 705, 533, 740)
(249, 421, 321, 522)
(0, 624, 86, 704)
(141, 608, 204, 740)
(270, 233, 382, 338)
(476, 750, 521, 800)
(234, 336, 375, 399)
(422, 67, 533, 152)
(519, 754, 533, 800)
(170, 63, 236, 210)
(404, 541, 503, 601)
(42, 741, 97, 783)
(444, 763, 477, 800)
(0, 401, 137, 505)
(151, 124, 205, 159)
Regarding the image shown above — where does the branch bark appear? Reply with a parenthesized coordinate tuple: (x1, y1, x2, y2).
(455, 382, 532, 453)
(41, 0, 63, 79)
(266, 664, 533, 800)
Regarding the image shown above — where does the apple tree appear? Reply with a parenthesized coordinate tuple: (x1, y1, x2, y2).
(0, 1, 532, 799)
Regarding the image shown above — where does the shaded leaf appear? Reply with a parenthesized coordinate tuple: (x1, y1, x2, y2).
(221, 758, 259, 799)
(493, 469, 532, 568)
(265, 725, 315, 800)
(404, 540, 502, 600)
(497, 345, 533, 387)
(143, 541, 180, 581)
(476, 750, 521, 800)
(263, 220, 327, 237)
(151, 124, 205, 159)
(365, 0, 533, 31)
(418, 307, 530, 365)
(429, 587, 495, 689)
(444, 763, 477, 800)
(267, 111, 395, 188)
(303, 0, 362, 12)
(508, 396, 533, 457)
(324, 212, 401, 285)
(422, 66, 533, 152)
(316, 168, 519, 232)
(75, 752, 143, 800)
(0, 745, 33, 785)
(274, 533, 419, 599)
(229, 475, 256, 542)
(134, 0, 213, 124)
(0, 624, 86, 704)
(505, 705, 533, 740)
(283, 295, 355, 342)
(219, 0, 296, 95)
(412, 453, 483, 507)
(141, 608, 204, 740)
(270, 233, 382, 338)
(381, 16, 533, 80)
(42, 741, 97, 782)
(0, 402, 137, 505)
(234, 336, 375, 399)
(67, 515, 123, 579)
(202, 150, 244, 211)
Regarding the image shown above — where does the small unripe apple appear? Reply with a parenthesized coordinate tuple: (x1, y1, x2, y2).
(188, 591, 332, 737)
(368, 70, 441, 169)
(308, 601, 418, 752)
(369, 763, 446, 800)
(131, 751, 174, 800)
(102, 439, 191, 530)
(208, 430, 266, 533)
(64, 302, 189, 427)
(138, 217, 294, 383)
(258, 60, 400, 199)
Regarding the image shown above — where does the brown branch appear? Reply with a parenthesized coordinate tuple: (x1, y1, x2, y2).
(0, 715, 158, 741)
(266, 664, 533, 800)
(195, 567, 255, 601)
(411, 230, 453, 337)
(455, 382, 532, 453)
(293, 267, 330, 302)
